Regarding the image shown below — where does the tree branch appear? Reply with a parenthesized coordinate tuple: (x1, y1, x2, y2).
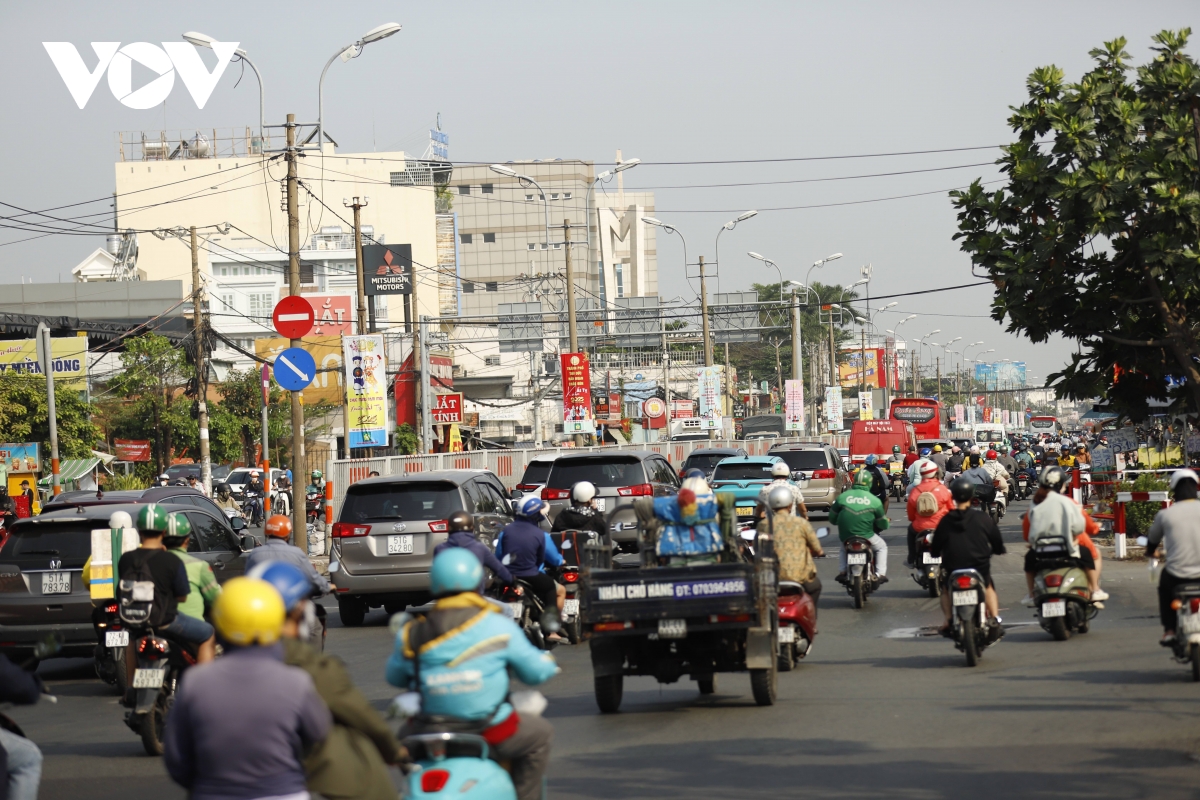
(1096, 332, 1174, 347)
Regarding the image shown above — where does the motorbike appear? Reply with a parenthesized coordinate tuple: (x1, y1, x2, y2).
(971, 483, 1001, 524)
(498, 582, 560, 652)
(911, 531, 941, 598)
(242, 491, 265, 527)
(777, 581, 818, 671)
(306, 489, 323, 533)
(402, 732, 517, 800)
(557, 564, 581, 645)
(947, 568, 1001, 667)
(124, 628, 197, 755)
(890, 470, 906, 501)
(1015, 469, 1035, 500)
(271, 485, 292, 518)
(91, 599, 128, 694)
(841, 535, 880, 609)
(1168, 580, 1200, 682)
(1030, 534, 1098, 641)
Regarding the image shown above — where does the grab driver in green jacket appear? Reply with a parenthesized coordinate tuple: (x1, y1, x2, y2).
(830, 468, 890, 585)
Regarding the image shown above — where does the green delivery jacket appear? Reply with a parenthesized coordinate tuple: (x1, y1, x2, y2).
(828, 487, 890, 542)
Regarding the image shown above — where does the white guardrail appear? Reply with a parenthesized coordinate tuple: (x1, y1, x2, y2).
(325, 434, 849, 523)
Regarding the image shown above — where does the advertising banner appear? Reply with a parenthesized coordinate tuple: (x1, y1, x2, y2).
(858, 391, 873, 420)
(362, 244, 413, 295)
(114, 439, 151, 462)
(839, 348, 889, 389)
(974, 361, 1028, 390)
(824, 386, 844, 430)
(307, 295, 355, 336)
(342, 334, 388, 448)
(784, 379, 804, 431)
(954, 404, 965, 426)
(561, 353, 596, 435)
(431, 392, 463, 424)
(0, 443, 40, 473)
(671, 399, 695, 419)
(256, 336, 344, 406)
(967, 405, 976, 425)
(696, 366, 723, 430)
(0, 337, 88, 390)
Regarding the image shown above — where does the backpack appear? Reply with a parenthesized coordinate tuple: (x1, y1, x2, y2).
(118, 551, 172, 628)
(916, 491, 939, 518)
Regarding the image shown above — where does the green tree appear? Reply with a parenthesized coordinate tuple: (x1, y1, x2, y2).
(394, 423, 419, 455)
(0, 373, 99, 458)
(213, 368, 292, 466)
(105, 333, 189, 473)
(952, 30, 1200, 419)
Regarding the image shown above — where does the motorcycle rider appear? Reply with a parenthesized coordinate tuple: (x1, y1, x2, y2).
(246, 514, 331, 595)
(929, 444, 949, 478)
(930, 478, 1007, 637)
(185, 474, 208, 497)
(1143, 469, 1200, 646)
(907, 450, 934, 487)
(157, 473, 170, 487)
(902, 444, 920, 471)
(760, 484, 825, 615)
(997, 445, 1019, 487)
(0, 652, 44, 800)
(983, 449, 1010, 515)
(1015, 444, 1037, 482)
(163, 577, 331, 800)
(860, 454, 891, 511)
(495, 496, 561, 628)
(756, 462, 808, 518)
(253, 561, 406, 800)
(244, 470, 266, 524)
(905, 460, 954, 568)
(551, 480, 611, 539)
(0, 484, 16, 529)
(831, 468, 890, 585)
(1019, 466, 1094, 606)
(1057, 448, 1077, 469)
(386, 548, 558, 800)
(434, 510, 514, 590)
(162, 515, 222, 627)
(945, 446, 965, 479)
(213, 482, 242, 517)
(307, 470, 325, 497)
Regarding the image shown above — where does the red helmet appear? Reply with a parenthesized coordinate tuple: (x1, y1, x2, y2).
(986, 449, 998, 460)
(264, 514, 292, 540)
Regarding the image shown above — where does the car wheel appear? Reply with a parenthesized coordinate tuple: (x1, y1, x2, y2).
(338, 596, 367, 627)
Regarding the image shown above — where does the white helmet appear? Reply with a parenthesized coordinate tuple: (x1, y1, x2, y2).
(767, 485, 794, 510)
(1170, 469, 1199, 491)
(108, 510, 133, 529)
(571, 480, 597, 504)
(770, 462, 790, 478)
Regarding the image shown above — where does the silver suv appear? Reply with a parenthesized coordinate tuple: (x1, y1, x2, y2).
(330, 470, 514, 626)
(767, 443, 849, 514)
(543, 451, 680, 551)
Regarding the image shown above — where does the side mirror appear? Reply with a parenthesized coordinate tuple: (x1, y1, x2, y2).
(240, 533, 256, 551)
(511, 489, 524, 500)
(230, 516, 247, 532)
(816, 527, 830, 539)
(510, 499, 522, 515)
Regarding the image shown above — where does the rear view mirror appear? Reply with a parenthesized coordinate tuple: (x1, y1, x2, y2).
(816, 527, 830, 539)
(230, 516, 247, 532)
(511, 489, 524, 500)
(240, 533, 256, 551)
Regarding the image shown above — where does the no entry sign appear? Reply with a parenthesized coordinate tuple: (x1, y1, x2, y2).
(272, 296, 315, 339)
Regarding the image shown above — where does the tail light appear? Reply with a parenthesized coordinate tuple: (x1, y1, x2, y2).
(849, 541, 866, 551)
(708, 613, 751, 623)
(1190, 598, 1200, 614)
(811, 469, 835, 479)
(1044, 574, 1063, 587)
(593, 621, 633, 632)
(331, 522, 371, 539)
(617, 483, 652, 497)
(137, 637, 169, 658)
(541, 488, 570, 500)
(562, 570, 579, 584)
(427, 520, 449, 533)
(420, 769, 450, 793)
(104, 602, 118, 614)
(954, 575, 974, 589)
(515, 483, 539, 491)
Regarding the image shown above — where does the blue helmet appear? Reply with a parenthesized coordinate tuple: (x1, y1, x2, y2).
(247, 560, 311, 612)
(516, 495, 547, 520)
(920, 448, 932, 456)
(864, 454, 878, 466)
(430, 548, 483, 597)
(684, 468, 706, 481)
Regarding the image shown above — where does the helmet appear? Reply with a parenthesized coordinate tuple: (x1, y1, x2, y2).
(1039, 466, 1067, 493)
(949, 478, 976, 503)
(684, 468, 706, 481)
(108, 510, 133, 530)
(919, 460, 939, 477)
(264, 514, 292, 540)
(247, 561, 312, 612)
(430, 548, 483, 597)
(212, 577, 285, 646)
(215, 482, 230, 495)
(951, 446, 961, 453)
(516, 495, 547, 520)
(864, 454, 878, 466)
(920, 448, 932, 456)
(250, 470, 261, 477)
(161, 512, 192, 545)
(1170, 468, 1200, 491)
(986, 449, 998, 460)
(137, 503, 170, 533)
(311, 470, 323, 480)
(571, 481, 597, 504)
(893, 445, 902, 454)
(159, 474, 169, 481)
(770, 462, 790, 478)
(854, 469, 875, 489)
(933, 445, 943, 452)
(767, 485, 795, 510)
(447, 510, 474, 532)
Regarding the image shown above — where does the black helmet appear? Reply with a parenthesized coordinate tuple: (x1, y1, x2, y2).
(1039, 465, 1067, 493)
(949, 478, 976, 504)
(447, 510, 474, 533)
(215, 482, 230, 495)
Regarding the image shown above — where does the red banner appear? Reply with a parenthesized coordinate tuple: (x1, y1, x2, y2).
(114, 439, 152, 462)
(308, 295, 354, 336)
(431, 392, 463, 424)
(560, 353, 596, 434)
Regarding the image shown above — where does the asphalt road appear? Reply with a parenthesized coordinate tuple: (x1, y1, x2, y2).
(10, 497, 1200, 799)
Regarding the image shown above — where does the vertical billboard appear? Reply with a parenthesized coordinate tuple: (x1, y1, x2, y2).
(560, 353, 596, 435)
(696, 366, 723, 430)
(342, 334, 388, 448)
(954, 404, 965, 427)
(824, 386, 844, 430)
(858, 391, 873, 420)
(784, 379, 805, 431)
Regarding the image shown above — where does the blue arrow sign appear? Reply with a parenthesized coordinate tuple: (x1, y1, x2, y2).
(273, 347, 316, 392)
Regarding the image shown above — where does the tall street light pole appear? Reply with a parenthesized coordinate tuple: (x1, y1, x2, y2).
(318, 23, 402, 151)
(182, 33, 266, 139)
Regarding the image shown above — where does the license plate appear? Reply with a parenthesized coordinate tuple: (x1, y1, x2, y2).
(922, 553, 941, 565)
(779, 626, 796, 643)
(563, 599, 579, 617)
(594, 498, 605, 512)
(1042, 600, 1066, 618)
(658, 619, 687, 638)
(106, 630, 129, 647)
(736, 506, 754, 517)
(387, 535, 413, 555)
(952, 590, 978, 606)
(507, 602, 523, 620)
(847, 553, 867, 565)
(1180, 612, 1200, 634)
(132, 668, 165, 689)
(41, 571, 71, 595)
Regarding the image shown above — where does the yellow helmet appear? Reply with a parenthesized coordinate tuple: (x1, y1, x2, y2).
(212, 577, 285, 646)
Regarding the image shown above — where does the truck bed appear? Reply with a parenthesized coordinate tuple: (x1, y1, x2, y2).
(580, 562, 761, 634)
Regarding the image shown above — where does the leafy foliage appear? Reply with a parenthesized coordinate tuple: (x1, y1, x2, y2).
(394, 423, 419, 455)
(1117, 473, 1170, 534)
(0, 373, 99, 459)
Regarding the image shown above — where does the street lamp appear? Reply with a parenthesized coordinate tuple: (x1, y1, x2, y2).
(318, 22, 402, 148)
(714, 211, 757, 288)
(183, 32, 266, 137)
(587, 159, 640, 285)
(803, 252, 843, 305)
(747, 251, 786, 301)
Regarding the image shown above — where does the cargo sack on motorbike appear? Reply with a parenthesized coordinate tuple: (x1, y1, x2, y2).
(916, 491, 939, 517)
(118, 561, 171, 627)
(550, 530, 598, 568)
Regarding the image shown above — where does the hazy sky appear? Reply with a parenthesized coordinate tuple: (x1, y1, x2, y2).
(2, 1, 1197, 382)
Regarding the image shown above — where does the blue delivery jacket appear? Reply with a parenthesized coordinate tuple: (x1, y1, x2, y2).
(386, 593, 557, 723)
(654, 491, 722, 557)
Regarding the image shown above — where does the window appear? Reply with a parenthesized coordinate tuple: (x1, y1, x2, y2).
(462, 281, 474, 293)
(540, 243, 548, 250)
(460, 233, 473, 244)
(339, 481, 464, 523)
(485, 282, 498, 292)
(552, 243, 562, 250)
(483, 233, 496, 243)
(525, 194, 534, 201)
(563, 192, 572, 200)
(460, 480, 482, 513)
(457, 185, 471, 195)
(481, 184, 494, 194)
(527, 243, 536, 251)
(248, 293, 273, 319)
(550, 193, 560, 200)
(186, 512, 238, 552)
(469, 479, 501, 513)
(477, 481, 510, 514)
(484, 355, 500, 366)
(218, 294, 234, 311)
(546, 456, 645, 489)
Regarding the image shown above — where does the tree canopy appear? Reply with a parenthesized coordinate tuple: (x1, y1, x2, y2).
(952, 29, 1200, 419)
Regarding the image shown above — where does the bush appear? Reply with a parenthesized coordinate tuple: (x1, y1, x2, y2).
(1117, 473, 1169, 535)
(106, 473, 149, 491)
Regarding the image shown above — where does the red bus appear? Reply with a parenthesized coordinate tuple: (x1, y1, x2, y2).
(889, 398, 941, 441)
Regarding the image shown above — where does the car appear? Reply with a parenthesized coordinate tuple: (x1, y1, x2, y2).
(542, 451, 680, 550)
(708, 456, 789, 520)
(511, 453, 561, 499)
(43, 486, 244, 531)
(330, 470, 515, 626)
(164, 463, 232, 483)
(837, 447, 850, 464)
(679, 447, 749, 480)
(768, 442, 849, 514)
(0, 502, 255, 662)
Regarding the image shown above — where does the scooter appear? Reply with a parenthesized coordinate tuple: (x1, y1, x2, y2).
(778, 581, 817, 670)
(1030, 534, 1098, 641)
(91, 599, 128, 694)
(911, 531, 941, 598)
(402, 733, 517, 800)
(497, 582, 560, 652)
(841, 535, 880, 609)
(271, 486, 291, 518)
(124, 628, 196, 755)
(1165, 576, 1200, 682)
(947, 568, 1002, 667)
(890, 471, 906, 501)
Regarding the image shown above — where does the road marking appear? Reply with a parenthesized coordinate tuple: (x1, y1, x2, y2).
(882, 621, 1038, 639)
(277, 355, 310, 381)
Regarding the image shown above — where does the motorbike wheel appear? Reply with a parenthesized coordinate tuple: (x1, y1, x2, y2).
(851, 575, 865, 609)
(337, 596, 366, 628)
(141, 692, 168, 756)
(1046, 616, 1071, 641)
(989, 506, 999, 524)
(113, 647, 129, 695)
(778, 635, 796, 672)
(927, 579, 940, 599)
(750, 658, 778, 706)
(1192, 644, 1200, 683)
(697, 675, 717, 695)
(595, 674, 624, 713)
(960, 615, 979, 667)
(565, 615, 582, 646)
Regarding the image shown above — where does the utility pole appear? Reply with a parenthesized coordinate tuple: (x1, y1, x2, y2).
(827, 308, 836, 430)
(37, 323, 60, 496)
(530, 352, 541, 447)
(285, 114, 307, 552)
(420, 316, 433, 452)
(790, 291, 802, 435)
(563, 219, 583, 447)
(348, 197, 369, 335)
(190, 227, 212, 496)
(937, 357, 943, 407)
(697, 256, 717, 441)
(860, 327, 867, 412)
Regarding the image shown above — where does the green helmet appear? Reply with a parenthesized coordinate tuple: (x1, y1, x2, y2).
(161, 512, 192, 543)
(854, 468, 875, 489)
(311, 470, 323, 480)
(137, 503, 169, 533)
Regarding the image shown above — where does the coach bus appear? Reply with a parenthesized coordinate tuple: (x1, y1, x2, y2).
(1029, 415, 1060, 437)
(889, 398, 941, 441)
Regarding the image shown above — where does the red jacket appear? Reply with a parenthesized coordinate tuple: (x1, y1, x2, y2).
(903, 452, 920, 469)
(906, 478, 954, 532)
